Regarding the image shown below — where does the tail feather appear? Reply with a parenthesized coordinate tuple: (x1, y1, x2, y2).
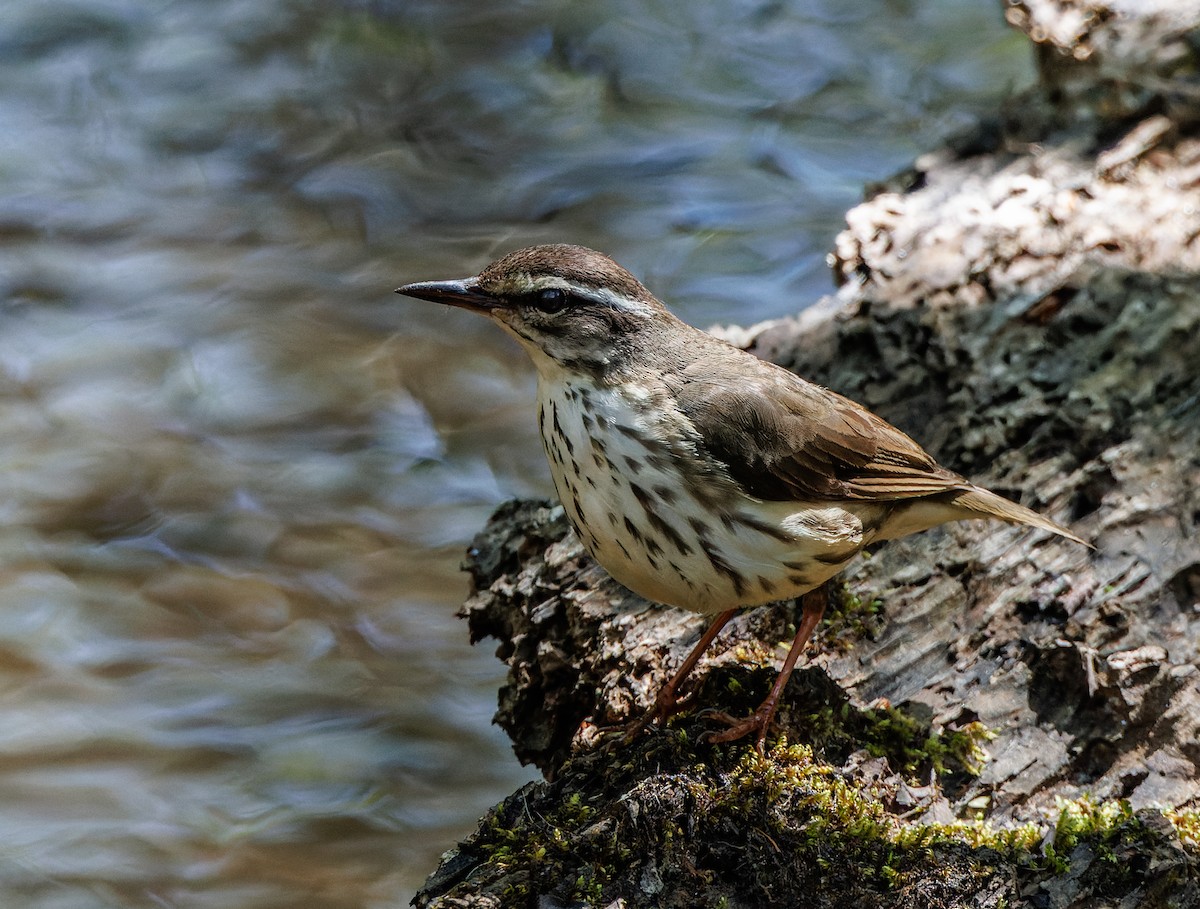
(951, 486, 1092, 548)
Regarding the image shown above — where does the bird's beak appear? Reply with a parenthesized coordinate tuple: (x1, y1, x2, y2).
(394, 278, 498, 314)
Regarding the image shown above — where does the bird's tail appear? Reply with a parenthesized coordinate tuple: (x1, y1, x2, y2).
(951, 485, 1091, 548)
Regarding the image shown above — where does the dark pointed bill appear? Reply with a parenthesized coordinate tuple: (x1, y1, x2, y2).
(394, 278, 498, 313)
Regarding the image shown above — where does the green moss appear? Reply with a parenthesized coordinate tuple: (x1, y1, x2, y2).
(475, 786, 608, 902)
(777, 694, 996, 782)
(1167, 808, 1200, 848)
(900, 817, 1042, 853)
(859, 706, 995, 777)
(434, 732, 1197, 908)
(1040, 796, 1135, 872)
(690, 658, 997, 789)
(823, 580, 886, 652)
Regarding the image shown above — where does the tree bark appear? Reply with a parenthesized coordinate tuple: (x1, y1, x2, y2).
(416, 3, 1200, 906)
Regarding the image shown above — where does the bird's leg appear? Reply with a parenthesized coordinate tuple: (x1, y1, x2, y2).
(705, 586, 828, 749)
(622, 608, 738, 741)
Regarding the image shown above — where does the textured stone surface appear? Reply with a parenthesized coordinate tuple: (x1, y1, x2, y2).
(418, 2, 1200, 906)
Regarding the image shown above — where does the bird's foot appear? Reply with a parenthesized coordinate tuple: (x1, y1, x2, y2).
(702, 704, 777, 751)
(701, 589, 827, 750)
(619, 686, 693, 743)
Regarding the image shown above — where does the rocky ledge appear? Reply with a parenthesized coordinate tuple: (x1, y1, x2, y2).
(416, 3, 1200, 907)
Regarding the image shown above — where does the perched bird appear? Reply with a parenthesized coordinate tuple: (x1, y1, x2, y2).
(397, 245, 1087, 746)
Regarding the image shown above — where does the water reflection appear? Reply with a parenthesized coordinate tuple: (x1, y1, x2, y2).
(0, 0, 1030, 904)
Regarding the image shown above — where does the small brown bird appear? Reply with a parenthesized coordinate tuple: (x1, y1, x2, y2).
(397, 245, 1086, 746)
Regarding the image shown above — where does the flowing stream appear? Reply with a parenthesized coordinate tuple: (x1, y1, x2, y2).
(0, 1, 1031, 904)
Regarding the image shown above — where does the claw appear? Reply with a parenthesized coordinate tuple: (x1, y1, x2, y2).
(621, 685, 689, 742)
(703, 706, 775, 750)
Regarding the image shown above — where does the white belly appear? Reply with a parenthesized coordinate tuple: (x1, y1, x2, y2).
(536, 377, 873, 614)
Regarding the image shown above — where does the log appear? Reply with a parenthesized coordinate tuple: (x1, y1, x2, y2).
(416, 3, 1200, 906)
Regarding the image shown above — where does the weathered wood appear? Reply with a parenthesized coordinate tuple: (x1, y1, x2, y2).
(417, 3, 1200, 906)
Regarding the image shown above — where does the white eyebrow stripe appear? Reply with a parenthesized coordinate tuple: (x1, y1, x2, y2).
(521, 278, 655, 316)
(586, 285, 656, 315)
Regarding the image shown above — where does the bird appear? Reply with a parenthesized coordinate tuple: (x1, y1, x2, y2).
(396, 244, 1088, 747)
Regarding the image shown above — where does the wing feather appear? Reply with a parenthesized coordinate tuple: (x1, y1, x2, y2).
(672, 356, 967, 503)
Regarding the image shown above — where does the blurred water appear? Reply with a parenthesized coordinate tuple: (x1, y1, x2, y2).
(0, 1, 1031, 905)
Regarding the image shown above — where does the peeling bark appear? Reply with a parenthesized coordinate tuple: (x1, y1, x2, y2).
(417, 3, 1200, 906)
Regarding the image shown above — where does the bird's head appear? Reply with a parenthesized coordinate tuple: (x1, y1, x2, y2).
(396, 244, 673, 374)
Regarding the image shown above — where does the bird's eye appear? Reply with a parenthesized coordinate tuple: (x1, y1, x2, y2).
(536, 288, 568, 313)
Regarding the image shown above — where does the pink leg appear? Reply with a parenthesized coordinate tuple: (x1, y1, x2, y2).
(706, 586, 829, 749)
(624, 608, 738, 740)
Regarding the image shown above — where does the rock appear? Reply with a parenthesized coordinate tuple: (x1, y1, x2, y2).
(417, 3, 1200, 906)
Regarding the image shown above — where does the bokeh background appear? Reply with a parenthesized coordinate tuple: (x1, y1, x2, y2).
(0, 1, 1032, 905)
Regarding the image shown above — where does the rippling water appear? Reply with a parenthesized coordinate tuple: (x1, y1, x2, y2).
(0, 1, 1030, 904)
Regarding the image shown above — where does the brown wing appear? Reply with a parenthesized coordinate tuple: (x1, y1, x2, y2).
(671, 356, 968, 503)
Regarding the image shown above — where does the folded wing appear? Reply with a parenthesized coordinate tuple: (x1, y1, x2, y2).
(672, 358, 969, 504)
